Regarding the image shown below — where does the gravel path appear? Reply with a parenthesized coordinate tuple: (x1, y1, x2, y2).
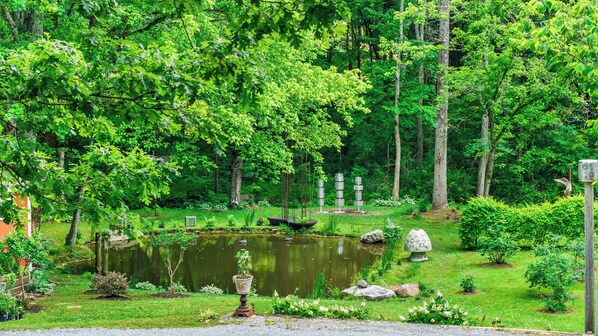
(0, 315, 579, 336)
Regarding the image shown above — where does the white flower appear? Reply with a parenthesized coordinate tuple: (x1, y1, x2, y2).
(361, 301, 366, 307)
(319, 306, 329, 312)
(430, 318, 435, 323)
(273, 290, 279, 297)
(443, 311, 452, 317)
(399, 315, 406, 321)
(308, 311, 313, 316)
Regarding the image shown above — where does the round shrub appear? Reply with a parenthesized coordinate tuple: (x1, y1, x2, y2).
(459, 275, 476, 293)
(92, 272, 129, 297)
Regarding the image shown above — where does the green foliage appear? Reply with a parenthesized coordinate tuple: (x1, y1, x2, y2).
(226, 214, 237, 227)
(28, 270, 54, 295)
(235, 249, 252, 276)
(404, 292, 473, 326)
(243, 209, 256, 228)
(382, 218, 403, 243)
(524, 238, 577, 312)
(272, 294, 370, 320)
(321, 214, 340, 235)
(172, 282, 188, 293)
(0, 231, 49, 274)
(149, 231, 195, 293)
(415, 282, 436, 301)
(460, 197, 590, 249)
(92, 272, 129, 297)
(478, 226, 520, 264)
(310, 271, 326, 299)
(459, 275, 476, 293)
(134, 281, 157, 291)
(0, 293, 18, 314)
(199, 284, 224, 295)
(204, 216, 216, 228)
(371, 197, 417, 207)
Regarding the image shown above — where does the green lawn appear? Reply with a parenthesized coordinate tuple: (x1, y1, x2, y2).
(6, 205, 585, 332)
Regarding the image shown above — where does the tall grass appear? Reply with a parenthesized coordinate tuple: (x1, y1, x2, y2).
(321, 214, 340, 235)
(310, 271, 326, 299)
(243, 209, 256, 228)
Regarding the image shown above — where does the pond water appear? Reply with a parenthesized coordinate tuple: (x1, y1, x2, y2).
(72, 233, 382, 297)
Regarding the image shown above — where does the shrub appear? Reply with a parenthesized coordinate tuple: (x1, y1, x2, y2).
(371, 197, 416, 207)
(243, 209, 256, 228)
(0, 293, 17, 314)
(478, 226, 519, 264)
(403, 292, 473, 326)
(198, 308, 219, 322)
(460, 197, 588, 249)
(28, 270, 54, 295)
(204, 216, 216, 228)
(227, 215, 237, 227)
(257, 200, 271, 208)
(272, 293, 370, 319)
(382, 218, 403, 242)
(92, 272, 129, 297)
(199, 284, 224, 295)
(256, 217, 265, 226)
(321, 214, 340, 235)
(172, 282, 188, 293)
(524, 238, 576, 312)
(135, 281, 157, 291)
(459, 275, 476, 293)
(415, 282, 436, 301)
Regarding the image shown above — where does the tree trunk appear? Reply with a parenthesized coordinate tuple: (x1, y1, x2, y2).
(392, 0, 405, 200)
(229, 149, 243, 209)
(415, 1, 426, 166)
(58, 148, 65, 169)
(476, 113, 489, 196)
(214, 153, 219, 194)
(65, 186, 84, 246)
(432, 0, 450, 210)
(484, 145, 495, 197)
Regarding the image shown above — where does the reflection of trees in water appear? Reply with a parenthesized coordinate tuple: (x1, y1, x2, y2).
(78, 234, 377, 296)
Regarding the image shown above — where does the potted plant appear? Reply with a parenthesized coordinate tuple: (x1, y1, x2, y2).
(232, 249, 253, 295)
(0, 293, 15, 322)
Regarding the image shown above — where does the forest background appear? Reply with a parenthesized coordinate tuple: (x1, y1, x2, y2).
(0, 0, 596, 238)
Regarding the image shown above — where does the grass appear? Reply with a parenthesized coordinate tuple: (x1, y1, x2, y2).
(11, 205, 586, 332)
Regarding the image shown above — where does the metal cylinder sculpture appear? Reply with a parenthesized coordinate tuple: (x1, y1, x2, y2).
(354, 177, 363, 212)
(317, 179, 325, 213)
(335, 173, 345, 213)
(580, 159, 598, 334)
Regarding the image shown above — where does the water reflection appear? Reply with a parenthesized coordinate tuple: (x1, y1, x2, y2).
(72, 233, 380, 297)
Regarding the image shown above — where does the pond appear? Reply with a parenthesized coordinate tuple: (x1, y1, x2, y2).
(72, 233, 382, 297)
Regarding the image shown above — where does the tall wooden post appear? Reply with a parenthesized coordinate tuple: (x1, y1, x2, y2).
(101, 235, 109, 275)
(579, 160, 598, 334)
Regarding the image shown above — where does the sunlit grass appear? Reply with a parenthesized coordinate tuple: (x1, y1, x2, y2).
(18, 205, 585, 332)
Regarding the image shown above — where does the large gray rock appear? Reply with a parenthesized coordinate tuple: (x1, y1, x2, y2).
(342, 285, 396, 301)
(389, 284, 420, 297)
(360, 230, 384, 244)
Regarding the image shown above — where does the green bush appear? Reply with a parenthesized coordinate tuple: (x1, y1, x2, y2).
(478, 226, 520, 264)
(199, 284, 224, 295)
(459, 275, 476, 293)
(321, 214, 340, 235)
(524, 238, 576, 312)
(403, 292, 473, 326)
(310, 272, 326, 299)
(92, 272, 130, 297)
(134, 281, 157, 291)
(460, 197, 589, 249)
(0, 293, 17, 314)
(272, 294, 370, 319)
(28, 270, 54, 295)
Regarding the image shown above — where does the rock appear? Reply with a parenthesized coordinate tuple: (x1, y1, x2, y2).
(342, 285, 396, 301)
(389, 284, 420, 297)
(357, 279, 368, 288)
(360, 230, 384, 244)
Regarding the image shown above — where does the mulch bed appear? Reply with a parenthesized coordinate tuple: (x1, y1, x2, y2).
(479, 262, 514, 268)
(26, 305, 45, 313)
(457, 290, 484, 295)
(152, 292, 191, 298)
(95, 295, 132, 301)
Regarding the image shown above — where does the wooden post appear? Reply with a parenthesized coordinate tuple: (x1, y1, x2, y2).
(585, 182, 595, 334)
(101, 236, 109, 275)
(95, 232, 101, 274)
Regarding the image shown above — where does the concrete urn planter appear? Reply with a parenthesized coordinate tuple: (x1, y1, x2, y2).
(404, 229, 432, 262)
(233, 275, 253, 295)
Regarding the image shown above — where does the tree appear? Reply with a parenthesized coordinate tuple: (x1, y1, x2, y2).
(432, 0, 449, 210)
(149, 231, 194, 294)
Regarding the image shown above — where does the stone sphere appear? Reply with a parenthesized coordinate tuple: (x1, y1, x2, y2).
(404, 229, 432, 252)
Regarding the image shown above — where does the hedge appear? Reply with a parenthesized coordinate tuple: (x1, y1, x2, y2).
(459, 197, 595, 249)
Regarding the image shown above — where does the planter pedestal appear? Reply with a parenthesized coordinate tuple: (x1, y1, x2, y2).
(234, 294, 254, 318)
